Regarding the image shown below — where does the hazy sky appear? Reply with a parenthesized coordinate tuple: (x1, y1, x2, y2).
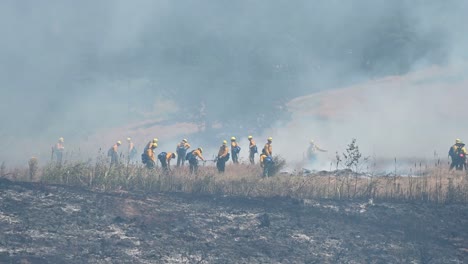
(0, 0, 467, 164)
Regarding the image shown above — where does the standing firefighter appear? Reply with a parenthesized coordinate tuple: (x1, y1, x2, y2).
(127, 137, 137, 162)
(186, 147, 204, 174)
(449, 139, 467, 171)
(142, 139, 158, 169)
(306, 139, 327, 163)
(52, 137, 65, 164)
(248, 135, 257, 164)
(262, 137, 273, 156)
(176, 139, 191, 167)
(108, 141, 122, 166)
(158, 152, 176, 173)
(231, 137, 240, 164)
(216, 140, 230, 173)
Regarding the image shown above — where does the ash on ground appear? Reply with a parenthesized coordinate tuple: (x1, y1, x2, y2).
(0, 179, 466, 263)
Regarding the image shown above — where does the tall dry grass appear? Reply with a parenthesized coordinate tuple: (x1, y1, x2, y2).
(1, 155, 467, 204)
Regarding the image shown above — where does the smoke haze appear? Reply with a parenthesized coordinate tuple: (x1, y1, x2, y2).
(0, 0, 467, 166)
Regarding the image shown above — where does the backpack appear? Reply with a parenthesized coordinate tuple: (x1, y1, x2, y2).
(158, 152, 167, 161)
(233, 146, 241, 154)
(224, 153, 230, 162)
(130, 147, 138, 157)
(177, 145, 186, 154)
(141, 153, 148, 164)
(185, 151, 195, 161)
(455, 147, 466, 159)
(264, 156, 273, 164)
(251, 145, 258, 154)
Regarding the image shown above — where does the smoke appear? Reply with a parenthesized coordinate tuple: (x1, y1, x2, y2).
(0, 0, 467, 166)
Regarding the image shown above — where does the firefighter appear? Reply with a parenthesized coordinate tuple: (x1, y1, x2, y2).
(262, 137, 273, 156)
(158, 152, 176, 173)
(231, 137, 240, 164)
(108, 141, 122, 166)
(142, 142, 158, 169)
(260, 137, 274, 177)
(127, 137, 137, 162)
(306, 139, 327, 163)
(248, 135, 257, 164)
(216, 140, 229, 173)
(260, 153, 274, 177)
(143, 138, 158, 156)
(52, 137, 65, 164)
(186, 147, 204, 174)
(449, 139, 467, 171)
(176, 139, 191, 167)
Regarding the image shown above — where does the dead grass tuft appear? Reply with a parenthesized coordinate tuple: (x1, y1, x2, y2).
(1, 155, 467, 204)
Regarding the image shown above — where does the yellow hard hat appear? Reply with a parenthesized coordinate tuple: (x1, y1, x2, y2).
(456, 139, 461, 144)
(117, 141, 122, 145)
(153, 138, 158, 143)
(248, 135, 253, 139)
(182, 138, 188, 143)
(171, 153, 177, 159)
(58, 137, 64, 143)
(127, 137, 131, 141)
(231, 136, 236, 141)
(152, 143, 158, 148)
(267, 137, 273, 142)
(198, 147, 203, 153)
(223, 140, 227, 145)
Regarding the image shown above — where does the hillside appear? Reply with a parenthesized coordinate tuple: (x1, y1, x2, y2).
(271, 64, 468, 164)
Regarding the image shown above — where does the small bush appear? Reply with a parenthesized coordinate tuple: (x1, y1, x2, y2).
(270, 155, 286, 176)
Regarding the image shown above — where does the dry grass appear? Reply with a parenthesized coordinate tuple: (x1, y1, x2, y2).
(1, 155, 467, 204)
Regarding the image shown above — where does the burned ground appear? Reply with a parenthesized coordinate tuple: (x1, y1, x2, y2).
(0, 178, 466, 263)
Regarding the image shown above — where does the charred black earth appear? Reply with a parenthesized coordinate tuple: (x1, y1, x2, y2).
(0, 178, 467, 263)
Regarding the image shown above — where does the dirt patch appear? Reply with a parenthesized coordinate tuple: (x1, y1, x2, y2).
(0, 178, 466, 263)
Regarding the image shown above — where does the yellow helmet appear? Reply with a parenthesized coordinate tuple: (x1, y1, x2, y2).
(231, 136, 236, 141)
(223, 140, 227, 145)
(127, 137, 131, 141)
(456, 139, 461, 144)
(58, 137, 64, 143)
(198, 147, 203, 153)
(182, 138, 188, 143)
(248, 135, 253, 139)
(267, 137, 273, 142)
(117, 141, 122, 145)
(153, 138, 158, 143)
(152, 143, 158, 148)
(171, 153, 177, 159)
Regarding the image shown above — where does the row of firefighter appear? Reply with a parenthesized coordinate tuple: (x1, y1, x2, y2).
(115, 136, 276, 176)
(52, 137, 468, 176)
(52, 136, 322, 177)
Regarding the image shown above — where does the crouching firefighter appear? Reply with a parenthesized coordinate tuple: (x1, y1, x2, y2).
(186, 147, 204, 174)
(158, 152, 176, 173)
(216, 140, 230, 173)
(260, 154, 274, 177)
(142, 142, 158, 169)
(449, 139, 467, 171)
